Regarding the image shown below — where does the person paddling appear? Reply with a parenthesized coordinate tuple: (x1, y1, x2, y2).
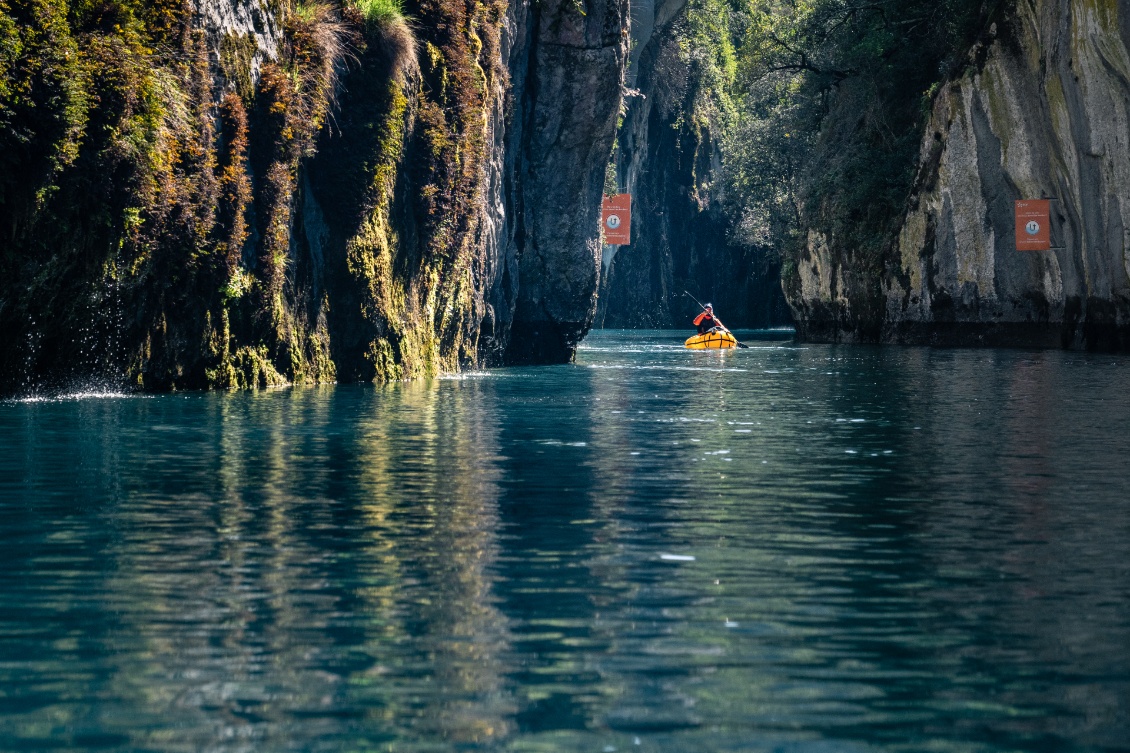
(693, 303, 724, 334)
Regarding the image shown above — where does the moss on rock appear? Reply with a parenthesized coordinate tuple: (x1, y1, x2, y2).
(218, 32, 257, 101)
(1, 0, 518, 394)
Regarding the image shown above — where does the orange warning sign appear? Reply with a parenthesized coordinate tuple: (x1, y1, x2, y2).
(1015, 200, 1050, 251)
(602, 193, 631, 245)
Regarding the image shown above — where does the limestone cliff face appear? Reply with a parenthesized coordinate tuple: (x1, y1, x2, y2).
(791, 0, 1130, 349)
(595, 0, 791, 330)
(0, 0, 628, 394)
(502, 0, 630, 364)
(195, 0, 281, 87)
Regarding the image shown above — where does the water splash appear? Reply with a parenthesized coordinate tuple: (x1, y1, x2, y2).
(11, 256, 131, 400)
(9, 389, 133, 405)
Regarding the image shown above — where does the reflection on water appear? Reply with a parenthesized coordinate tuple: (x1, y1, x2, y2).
(2, 331, 1128, 752)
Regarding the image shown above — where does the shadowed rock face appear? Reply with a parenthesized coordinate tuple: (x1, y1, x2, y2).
(503, 0, 630, 365)
(792, 0, 1130, 350)
(595, 0, 791, 331)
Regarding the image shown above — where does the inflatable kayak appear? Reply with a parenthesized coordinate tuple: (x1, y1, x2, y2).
(684, 330, 737, 349)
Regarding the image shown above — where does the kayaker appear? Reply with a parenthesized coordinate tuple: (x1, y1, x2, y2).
(694, 304, 724, 334)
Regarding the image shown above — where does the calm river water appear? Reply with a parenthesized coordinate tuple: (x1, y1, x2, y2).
(2, 330, 1129, 752)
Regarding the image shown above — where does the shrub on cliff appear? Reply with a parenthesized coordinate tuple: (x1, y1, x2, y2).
(349, 0, 416, 79)
(353, 0, 406, 27)
(0, 0, 88, 229)
(1, 0, 510, 394)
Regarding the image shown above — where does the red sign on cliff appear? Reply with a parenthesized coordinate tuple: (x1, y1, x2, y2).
(602, 194, 631, 245)
(1015, 200, 1050, 251)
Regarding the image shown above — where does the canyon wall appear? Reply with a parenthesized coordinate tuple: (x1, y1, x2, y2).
(790, 0, 1130, 349)
(503, 0, 630, 362)
(0, 0, 628, 394)
(595, 0, 791, 330)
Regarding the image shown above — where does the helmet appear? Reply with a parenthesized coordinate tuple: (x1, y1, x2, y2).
(704, 303, 713, 309)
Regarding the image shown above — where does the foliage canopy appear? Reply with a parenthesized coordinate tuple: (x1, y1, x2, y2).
(694, 0, 1004, 273)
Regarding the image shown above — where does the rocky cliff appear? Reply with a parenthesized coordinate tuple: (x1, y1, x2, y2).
(596, 0, 790, 330)
(503, 0, 630, 363)
(0, 0, 628, 394)
(791, 0, 1130, 349)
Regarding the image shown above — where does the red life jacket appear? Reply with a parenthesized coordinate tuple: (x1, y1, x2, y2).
(694, 311, 720, 333)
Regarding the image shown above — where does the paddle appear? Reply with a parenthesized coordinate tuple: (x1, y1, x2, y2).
(683, 291, 749, 348)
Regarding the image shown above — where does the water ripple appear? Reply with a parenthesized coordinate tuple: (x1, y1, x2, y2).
(0, 331, 1128, 751)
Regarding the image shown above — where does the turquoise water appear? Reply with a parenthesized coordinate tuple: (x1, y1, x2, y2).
(1, 330, 1128, 752)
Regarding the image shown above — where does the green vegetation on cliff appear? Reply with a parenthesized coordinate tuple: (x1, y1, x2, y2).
(0, 0, 509, 394)
(603, 0, 1007, 331)
(353, 0, 407, 26)
(726, 0, 1006, 297)
(309, 0, 505, 382)
(0, 0, 350, 391)
(614, 0, 1000, 305)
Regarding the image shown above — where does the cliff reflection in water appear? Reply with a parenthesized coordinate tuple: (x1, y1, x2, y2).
(3, 382, 518, 748)
(1, 331, 1128, 752)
